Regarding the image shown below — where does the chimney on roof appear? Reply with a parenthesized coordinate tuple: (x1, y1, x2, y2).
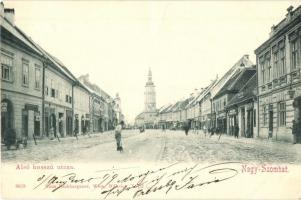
(4, 8, 15, 25)
(269, 25, 276, 37)
(0, 2, 4, 18)
(286, 6, 294, 21)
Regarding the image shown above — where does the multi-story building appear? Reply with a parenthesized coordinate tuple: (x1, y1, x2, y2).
(211, 55, 254, 132)
(213, 67, 256, 134)
(255, 5, 301, 142)
(74, 82, 91, 135)
(199, 78, 218, 131)
(186, 91, 200, 129)
(43, 55, 76, 138)
(1, 4, 120, 144)
(1, 6, 44, 140)
(227, 74, 258, 137)
(78, 74, 118, 132)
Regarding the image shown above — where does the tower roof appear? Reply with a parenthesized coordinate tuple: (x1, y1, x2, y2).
(146, 68, 154, 86)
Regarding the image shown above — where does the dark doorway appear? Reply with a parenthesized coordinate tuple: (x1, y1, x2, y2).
(50, 113, 57, 137)
(45, 113, 49, 137)
(34, 112, 40, 137)
(74, 117, 79, 135)
(22, 110, 29, 138)
(1, 99, 14, 142)
(241, 108, 245, 137)
(293, 97, 301, 143)
(58, 113, 64, 137)
(98, 118, 102, 132)
(268, 105, 273, 138)
(81, 116, 85, 133)
(66, 110, 73, 136)
(247, 109, 253, 138)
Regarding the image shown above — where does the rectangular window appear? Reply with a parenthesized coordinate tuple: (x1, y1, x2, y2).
(279, 47, 285, 75)
(291, 39, 299, 70)
(260, 58, 265, 84)
(278, 102, 286, 126)
(35, 67, 41, 89)
(1, 52, 13, 81)
(266, 57, 271, 82)
(22, 61, 29, 86)
(66, 95, 69, 102)
(45, 87, 49, 95)
(273, 50, 279, 78)
(51, 89, 55, 97)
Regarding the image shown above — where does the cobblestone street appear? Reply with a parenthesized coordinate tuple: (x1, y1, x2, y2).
(2, 129, 301, 164)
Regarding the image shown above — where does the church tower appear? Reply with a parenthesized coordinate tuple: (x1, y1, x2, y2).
(144, 68, 156, 112)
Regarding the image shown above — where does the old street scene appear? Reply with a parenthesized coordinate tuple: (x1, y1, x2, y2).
(1, 2, 301, 164)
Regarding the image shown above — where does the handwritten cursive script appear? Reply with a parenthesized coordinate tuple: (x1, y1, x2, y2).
(33, 162, 241, 199)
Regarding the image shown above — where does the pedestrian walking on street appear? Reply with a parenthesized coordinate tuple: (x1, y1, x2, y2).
(115, 121, 124, 152)
(184, 122, 190, 136)
(234, 124, 239, 138)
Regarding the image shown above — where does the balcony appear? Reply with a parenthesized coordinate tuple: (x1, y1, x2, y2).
(279, 75, 287, 85)
(291, 69, 301, 81)
(273, 78, 279, 88)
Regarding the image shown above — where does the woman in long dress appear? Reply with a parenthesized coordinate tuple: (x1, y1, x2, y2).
(115, 121, 124, 152)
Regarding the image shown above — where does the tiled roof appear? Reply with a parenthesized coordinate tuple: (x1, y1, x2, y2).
(1, 17, 43, 56)
(1, 12, 78, 82)
(211, 55, 254, 98)
(214, 68, 256, 99)
(227, 73, 257, 107)
(135, 112, 145, 120)
(18, 29, 77, 82)
(194, 78, 219, 103)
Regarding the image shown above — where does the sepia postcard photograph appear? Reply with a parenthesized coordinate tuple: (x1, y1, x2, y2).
(0, 0, 301, 199)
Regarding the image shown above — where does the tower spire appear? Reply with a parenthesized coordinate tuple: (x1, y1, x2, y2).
(148, 68, 152, 82)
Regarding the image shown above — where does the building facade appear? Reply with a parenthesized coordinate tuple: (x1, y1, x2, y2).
(211, 55, 255, 133)
(227, 74, 258, 138)
(43, 58, 76, 138)
(1, 4, 122, 145)
(1, 7, 44, 140)
(255, 5, 301, 142)
(74, 83, 91, 135)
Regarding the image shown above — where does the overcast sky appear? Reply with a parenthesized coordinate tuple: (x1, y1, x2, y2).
(4, 0, 300, 122)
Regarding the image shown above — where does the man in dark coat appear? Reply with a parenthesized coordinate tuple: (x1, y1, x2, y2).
(184, 122, 190, 136)
(234, 124, 239, 139)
